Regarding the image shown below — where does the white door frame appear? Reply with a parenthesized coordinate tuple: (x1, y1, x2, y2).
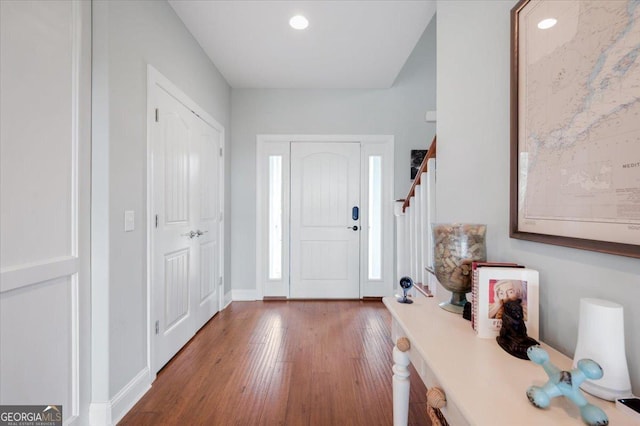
(146, 66, 225, 381)
(256, 134, 394, 300)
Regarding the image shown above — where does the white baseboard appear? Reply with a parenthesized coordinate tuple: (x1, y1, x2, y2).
(231, 289, 259, 301)
(223, 290, 233, 308)
(89, 367, 151, 426)
(89, 402, 111, 426)
(111, 367, 151, 424)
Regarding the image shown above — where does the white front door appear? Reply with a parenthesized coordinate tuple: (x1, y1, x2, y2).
(151, 85, 220, 372)
(290, 142, 361, 298)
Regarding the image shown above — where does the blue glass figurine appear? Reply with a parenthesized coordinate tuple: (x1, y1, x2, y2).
(526, 345, 609, 426)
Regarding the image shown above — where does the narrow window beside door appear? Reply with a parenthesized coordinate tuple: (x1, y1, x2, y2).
(268, 155, 283, 280)
(368, 156, 382, 280)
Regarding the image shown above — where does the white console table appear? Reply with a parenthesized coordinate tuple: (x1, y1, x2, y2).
(383, 295, 635, 425)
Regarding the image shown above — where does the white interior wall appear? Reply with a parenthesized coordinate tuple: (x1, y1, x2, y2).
(436, 0, 639, 392)
(1, 2, 92, 423)
(230, 18, 437, 293)
(92, 0, 231, 400)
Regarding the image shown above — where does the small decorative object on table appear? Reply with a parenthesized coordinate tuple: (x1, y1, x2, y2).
(397, 276, 414, 304)
(526, 345, 609, 426)
(471, 265, 539, 340)
(496, 299, 539, 359)
(462, 301, 471, 321)
(431, 223, 487, 314)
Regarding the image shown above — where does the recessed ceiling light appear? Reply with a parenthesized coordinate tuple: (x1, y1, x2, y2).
(537, 18, 557, 29)
(289, 15, 309, 30)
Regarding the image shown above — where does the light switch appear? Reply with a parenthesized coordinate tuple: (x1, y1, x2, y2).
(124, 210, 135, 232)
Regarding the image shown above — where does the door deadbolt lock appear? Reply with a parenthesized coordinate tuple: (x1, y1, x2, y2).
(352, 206, 359, 220)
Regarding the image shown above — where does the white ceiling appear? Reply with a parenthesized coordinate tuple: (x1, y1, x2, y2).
(168, 1, 436, 89)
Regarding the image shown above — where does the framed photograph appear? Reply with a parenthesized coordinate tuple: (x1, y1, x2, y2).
(488, 279, 528, 321)
(474, 267, 539, 340)
(510, 0, 640, 258)
(410, 149, 427, 180)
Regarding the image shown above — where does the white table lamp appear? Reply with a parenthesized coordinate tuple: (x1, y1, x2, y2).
(572, 298, 632, 401)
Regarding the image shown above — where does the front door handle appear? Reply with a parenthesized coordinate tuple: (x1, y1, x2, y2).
(347, 225, 359, 231)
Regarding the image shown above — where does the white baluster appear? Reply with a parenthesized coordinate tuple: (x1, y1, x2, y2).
(419, 173, 429, 289)
(394, 201, 408, 286)
(414, 186, 423, 288)
(425, 159, 437, 294)
(407, 204, 414, 282)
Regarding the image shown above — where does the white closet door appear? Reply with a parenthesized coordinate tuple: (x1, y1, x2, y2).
(152, 87, 196, 371)
(192, 115, 221, 331)
(150, 83, 221, 372)
(290, 142, 361, 299)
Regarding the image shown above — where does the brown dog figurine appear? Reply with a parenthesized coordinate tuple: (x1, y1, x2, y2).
(496, 299, 539, 359)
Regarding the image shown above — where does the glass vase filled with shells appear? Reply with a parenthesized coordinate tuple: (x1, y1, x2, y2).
(431, 223, 487, 314)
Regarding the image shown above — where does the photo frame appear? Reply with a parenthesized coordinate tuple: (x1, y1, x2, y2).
(473, 266, 539, 340)
(510, 0, 640, 258)
(410, 149, 427, 180)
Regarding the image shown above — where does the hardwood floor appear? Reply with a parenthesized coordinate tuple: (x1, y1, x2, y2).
(119, 300, 429, 426)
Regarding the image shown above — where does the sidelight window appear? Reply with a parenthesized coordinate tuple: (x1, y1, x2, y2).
(368, 156, 382, 280)
(268, 155, 282, 280)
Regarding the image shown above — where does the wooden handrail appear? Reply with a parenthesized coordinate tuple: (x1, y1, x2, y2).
(402, 135, 436, 212)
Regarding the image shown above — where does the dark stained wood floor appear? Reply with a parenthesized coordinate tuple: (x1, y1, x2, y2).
(119, 300, 429, 426)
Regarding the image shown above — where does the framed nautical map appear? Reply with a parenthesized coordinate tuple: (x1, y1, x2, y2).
(510, 0, 640, 258)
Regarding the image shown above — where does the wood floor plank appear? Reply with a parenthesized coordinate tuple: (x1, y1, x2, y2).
(119, 301, 429, 426)
(257, 361, 293, 426)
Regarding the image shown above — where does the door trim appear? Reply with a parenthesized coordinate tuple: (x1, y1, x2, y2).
(146, 65, 225, 381)
(256, 134, 394, 300)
